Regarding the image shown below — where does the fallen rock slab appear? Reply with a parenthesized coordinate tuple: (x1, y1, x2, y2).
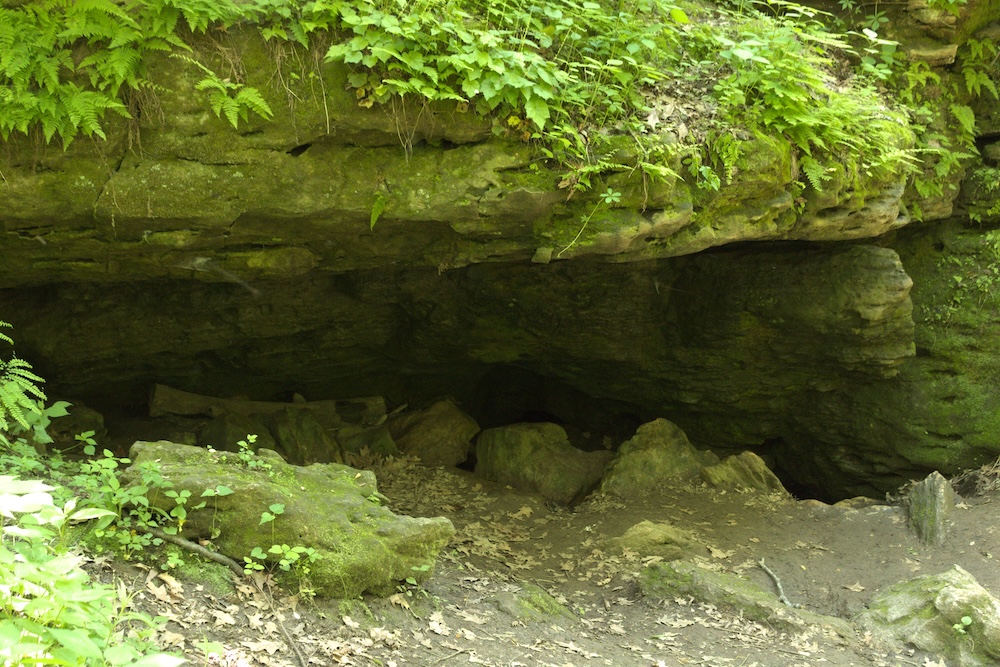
(640, 560, 854, 638)
(125, 440, 454, 598)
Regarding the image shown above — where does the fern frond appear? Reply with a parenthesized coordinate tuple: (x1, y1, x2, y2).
(234, 87, 273, 120)
(800, 155, 834, 192)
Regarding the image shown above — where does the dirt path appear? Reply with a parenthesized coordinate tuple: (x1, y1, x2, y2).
(109, 457, 999, 667)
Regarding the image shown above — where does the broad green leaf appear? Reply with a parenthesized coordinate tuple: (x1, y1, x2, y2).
(670, 8, 690, 23)
(524, 96, 550, 130)
(130, 653, 188, 667)
(67, 507, 117, 523)
(48, 627, 103, 660)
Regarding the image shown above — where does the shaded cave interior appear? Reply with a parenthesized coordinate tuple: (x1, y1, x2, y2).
(2, 240, 933, 504)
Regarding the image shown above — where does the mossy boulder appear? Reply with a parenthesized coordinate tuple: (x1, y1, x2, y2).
(475, 422, 613, 505)
(856, 565, 1000, 666)
(388, 399, 480, 467)
(609, 520, 708, 561)
(700, 451, 787, 494)
(494, 583, 575, 623)
(599, 419, 719, 497)
(125, 440, 454, 598)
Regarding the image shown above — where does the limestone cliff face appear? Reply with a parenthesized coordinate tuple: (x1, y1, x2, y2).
(0, 28, 911, 290)
(2, 15, 999, 499)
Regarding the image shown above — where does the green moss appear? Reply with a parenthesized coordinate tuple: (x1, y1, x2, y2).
(171, 550, 236, 598)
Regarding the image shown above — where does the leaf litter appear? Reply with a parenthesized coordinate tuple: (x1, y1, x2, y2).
(82, 454, 1000, 667)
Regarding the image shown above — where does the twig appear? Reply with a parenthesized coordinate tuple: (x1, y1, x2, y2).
(758, 558, 796, 608)
(251, 578, 310, 667)
(434, 648, 470, 663)
(148, 527, 244, 577)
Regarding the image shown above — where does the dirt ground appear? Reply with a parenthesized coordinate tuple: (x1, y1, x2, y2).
(99, 454, 1000, 667)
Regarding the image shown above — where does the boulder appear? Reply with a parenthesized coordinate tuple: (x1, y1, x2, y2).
(198, 412, 275, 453)
(700, 451, 787, 494)
(388, 400, 480, 467)
(494, 583, 575, 623)
(609, 520, 708, 561)
(599, 419, 718, 497)
(907, 470, 956, 545)
(268, 407, 343, 464)
(125, 441, 454, 598)
(856, 565, 1000, 666)
(336, 424, 399, 457)
(475, 423, 613, 505)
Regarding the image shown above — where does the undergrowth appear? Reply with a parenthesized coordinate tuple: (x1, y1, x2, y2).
(0, 0, 933, 196)
(1, 325, 326, 663)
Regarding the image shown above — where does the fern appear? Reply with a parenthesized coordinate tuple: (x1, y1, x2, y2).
(950, 104, 977, 147)
(800, 155, 835, 192)
(175, 53, 273, 129)
(0, 322, 46, 437)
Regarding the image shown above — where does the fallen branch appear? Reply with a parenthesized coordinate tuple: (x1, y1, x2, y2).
(149, 527, 244, 578)
(147, 527, 309, 667)
(758, 558, 797, 608)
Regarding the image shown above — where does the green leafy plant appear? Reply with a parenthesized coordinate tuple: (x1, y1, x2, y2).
(199, 484, 234, 539)
(953, 615, 973, 635)
(0, 475, 182, 667)
(557, 187, 621, 258)
(244, 501, 321, 596)
(0, 322, 47, 445)
(171, 54, 273, 128)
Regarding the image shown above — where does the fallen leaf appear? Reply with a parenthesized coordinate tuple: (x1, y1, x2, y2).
(211, 610, 236, 626)
(457, 609, 487, 625)
(843, 582, 865, 592)
(159, 630, 186, 648)
(157, 572, 185, 598)
(510, 506, 532, 520)
(239, 640, 283, 655)
(146, 582, 175, 604)
(343, 615, 360, 629)
(429, 611, 450, 636)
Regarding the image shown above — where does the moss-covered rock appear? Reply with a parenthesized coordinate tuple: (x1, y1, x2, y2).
(475, 423, 612, 505)
(599, 419, 719, 498)
(609, 520, 708, 561)
(494, 583, 575, 623)
(700, 451, 787, 494)
(856, 565, 1000, 666)
(640, 560, 854, 637)
(125, 440, 454, 598)
(388, 400, 479, 468)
